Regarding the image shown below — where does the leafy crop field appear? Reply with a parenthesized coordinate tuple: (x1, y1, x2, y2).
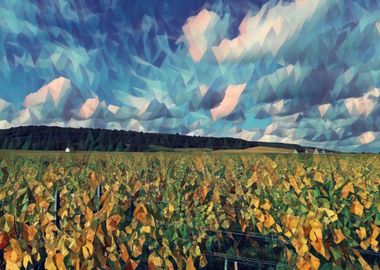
(0, 151, 379, 269)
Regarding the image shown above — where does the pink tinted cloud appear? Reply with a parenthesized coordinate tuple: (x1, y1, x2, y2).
(211, 83, 246, 120)
(182, 9, 219, 62)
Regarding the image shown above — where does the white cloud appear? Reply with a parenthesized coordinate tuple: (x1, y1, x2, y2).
(182, 9, 220, 62)
(210, 83, 246, 120)
(359, 131, 375, 144)
(344, 87, 380, 117)
(211, 0, 329, 63)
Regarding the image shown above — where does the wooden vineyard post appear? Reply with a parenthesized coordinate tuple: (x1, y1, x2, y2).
(54, 189, 60, 229)
(224, 258, 228, 270)
(96, 184, 102, 212)
(129, 193, 135, 220)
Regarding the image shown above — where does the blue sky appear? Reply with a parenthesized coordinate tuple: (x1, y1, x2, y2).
(1, 0, 380, 152)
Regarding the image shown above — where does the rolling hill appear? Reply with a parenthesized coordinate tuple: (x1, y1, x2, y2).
(0, 126, 336, 153)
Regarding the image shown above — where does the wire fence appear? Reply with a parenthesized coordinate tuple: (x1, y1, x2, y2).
(203, 251, 294, 269)
(119, 216, 294, 269)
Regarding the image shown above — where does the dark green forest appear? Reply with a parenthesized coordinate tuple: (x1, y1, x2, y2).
(0, 126, 312, 152)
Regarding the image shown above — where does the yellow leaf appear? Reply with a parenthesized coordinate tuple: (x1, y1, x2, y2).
(240, 219, 248, 232)
(247, 172, 258, 187)
(289, 176, 301, 194)
(126, 259, 139, 270)
(141, 226, 151, 233)
(5, 250, 18, 264)
(261, 200, 272, 211)
(341, 182, 354, 199)
(148, 252, 163, 270)
(356, 227, 367, 240)
(134, 204, 149, 224)
(285, 231, 292, 238)
(358, 254, 372, 270)
(84, 207, 93, 222)
(26, 203, 36, 214)
(108, 253, 118, 262)
(256, 210, 265, 223)
(45, 256, 57, 270)
(125, 226, 132, 234)
(291, 236, 309, 256)
(131, 238, 145, 258)
(166, 259, 175, 270)
(309, 227, 323, 243)
(23, 254, 32, 269)
(22, 224, 37, 242)
(88, 171, 98, 188)
(314, 171, 324, 183)
(54, 253, 66, 270)
(251, 197, 260, 208)
(197, 186, 208, 203)
(323, 208, 338, 223)
(309, 253, 320, 270)
(333, 229, 345, 244)
(120, 243, 130, 263)
(86, 228, 95, 243)
(207, 202, 213, 213)
(186, 256, 196, 270)
(83, 192, 90, 206)
(311, 239, 328, 259)
(87, 242, 94, 256)
(360, 239, 369, 250)
(275, 224, 283, 233)
(296, 255, 308, 269)
(264, 214, 275, 228)
(193, 157, 203, 172)
(283, 181, 290, 191)
(106, 214, 121, 233)
(211, 189, 220, 204)
(96, 226, 105, 245)
(5, 260, 19, 270)
(369, 224, 380, 252)
(350, 200, 364, 217)
(82, 245, 90, 259)
(256, 222, 263, 234)
(285, 248, 293, 264)
(9, 239, 22, 260)
(199, 254, 208, 268)
(195, 245, 201, 257)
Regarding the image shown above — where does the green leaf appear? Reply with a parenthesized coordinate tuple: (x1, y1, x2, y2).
(374, 213, 380, 225)
(329, 246, 341, 260)
(319, 262, 342, 270)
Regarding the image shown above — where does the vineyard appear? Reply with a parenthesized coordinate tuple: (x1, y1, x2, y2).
(0, 151, 379, 269)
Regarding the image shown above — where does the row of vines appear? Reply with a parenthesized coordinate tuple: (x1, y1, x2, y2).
(0, 152, 379, 269)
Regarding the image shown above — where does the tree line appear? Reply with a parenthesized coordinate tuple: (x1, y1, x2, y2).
(0, 126, 305, 152)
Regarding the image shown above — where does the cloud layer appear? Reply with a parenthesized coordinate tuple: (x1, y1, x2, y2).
(1, 0, 380, 152)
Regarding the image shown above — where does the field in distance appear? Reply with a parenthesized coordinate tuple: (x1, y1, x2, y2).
(213, 146, 295, 153)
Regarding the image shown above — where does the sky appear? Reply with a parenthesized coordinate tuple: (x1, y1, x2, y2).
(0, 0, 380, 152)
